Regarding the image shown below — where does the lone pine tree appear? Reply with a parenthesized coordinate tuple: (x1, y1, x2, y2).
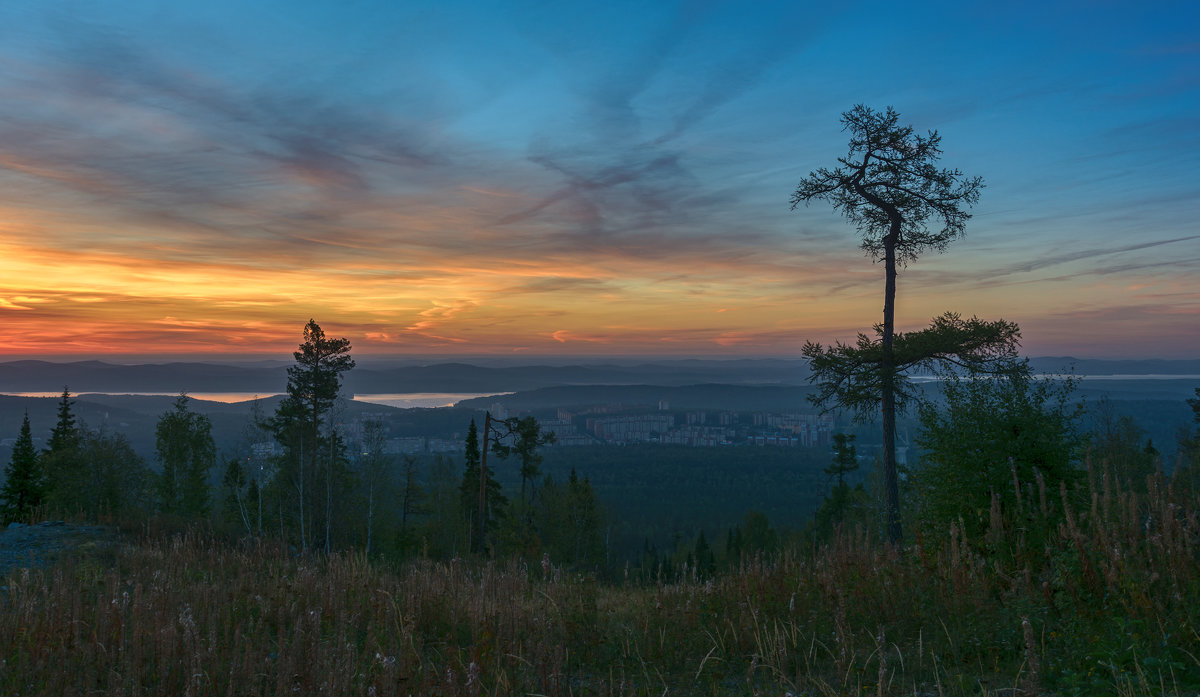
(792, 105, 1020, 544)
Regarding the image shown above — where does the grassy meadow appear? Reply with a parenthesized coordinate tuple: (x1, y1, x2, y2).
(2, 460, 1199, 696)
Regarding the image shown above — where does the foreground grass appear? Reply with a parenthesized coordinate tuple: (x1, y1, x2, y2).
(2, 471, 1199, 696)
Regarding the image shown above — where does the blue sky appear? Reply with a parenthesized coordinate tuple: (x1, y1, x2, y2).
(0, 0, 1196, 358)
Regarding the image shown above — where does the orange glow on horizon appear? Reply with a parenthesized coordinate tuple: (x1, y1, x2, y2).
(2, 171, 1197, 359)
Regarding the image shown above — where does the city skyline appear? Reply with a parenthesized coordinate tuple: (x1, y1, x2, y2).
(1, 1, 1197, 359)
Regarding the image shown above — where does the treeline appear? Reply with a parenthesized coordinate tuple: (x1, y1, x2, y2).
(0, 322, 609, 572)
(3, 319, 1199, 587)
(1, 389, 155, 522)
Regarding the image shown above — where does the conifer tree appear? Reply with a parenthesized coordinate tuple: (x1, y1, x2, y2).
(1, 413, 44, 522)
(46, 387, 79, 455)
(155, 394, 216, 517)
(825, 433, 858, 490)
(459, 419, 505, 553)
(792, 106, 1018, 544)
(492, 416, 556, 504)
(270, 319, 355, 551)
(42, 387, 84, 510)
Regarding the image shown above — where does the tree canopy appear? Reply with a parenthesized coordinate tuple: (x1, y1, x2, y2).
(803, 312, 1023, 421)
(790, 105, 983, 265)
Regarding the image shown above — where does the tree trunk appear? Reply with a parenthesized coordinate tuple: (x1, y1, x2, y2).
(297, 441, 307, 552)
(478, 412, 491, 554)
(366, 482, 374, 556)
(881, 231, 903, 545)
(325, 439, 333, 555)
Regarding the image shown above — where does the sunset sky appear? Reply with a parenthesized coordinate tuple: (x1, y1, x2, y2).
(0, 1, 1197, 359)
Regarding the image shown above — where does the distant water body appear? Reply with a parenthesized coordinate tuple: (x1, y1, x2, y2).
(352, 393, 510, 408)
(909, 374, 1200, 383)
(1, 392, 505, 408)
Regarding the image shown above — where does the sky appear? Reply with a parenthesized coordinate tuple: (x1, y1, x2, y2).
(0, 0, 1197, 360)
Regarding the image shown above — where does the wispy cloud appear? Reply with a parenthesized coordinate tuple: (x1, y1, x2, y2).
(0, 1, 1195, 357)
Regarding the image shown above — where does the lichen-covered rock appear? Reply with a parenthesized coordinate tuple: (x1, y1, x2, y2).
(0, 520, 119, 580)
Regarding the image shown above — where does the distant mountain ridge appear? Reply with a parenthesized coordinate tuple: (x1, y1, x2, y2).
(0, 358, 811, 394)
(0, 360, 287, 393)
(1, 356, 1197, 395)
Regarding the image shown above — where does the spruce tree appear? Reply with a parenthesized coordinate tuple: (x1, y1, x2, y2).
(46, 387, 79, 454)
(42, 387, 83, 509)
(1, 413, 44, 522)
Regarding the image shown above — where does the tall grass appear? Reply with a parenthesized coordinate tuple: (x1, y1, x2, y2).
(2, 461, 1198, 696)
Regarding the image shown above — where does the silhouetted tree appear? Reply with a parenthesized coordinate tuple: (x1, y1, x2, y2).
(818, 433, 860, 529)
(270, 319, 355, 551)
(493, 416, 557, 504)
(1, 413, 44, 523)
(46, 387, 79, 455)
(792, 105, 995, 544)
(155, 394, 216, 517)
(459, 419, 505, 553)
(826, 433, 858, 489)
(491, 415, 556, 557)
(42, 387, 84, 512)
